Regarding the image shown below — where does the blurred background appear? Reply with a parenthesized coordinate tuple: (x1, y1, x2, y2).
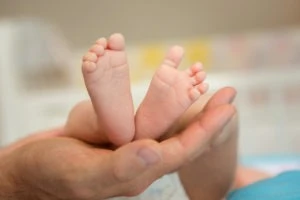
(0, 0, 300, 173)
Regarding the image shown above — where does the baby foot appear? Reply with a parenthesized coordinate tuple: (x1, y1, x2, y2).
(82, 33, 134, 146)
(135, 46, 208, 140)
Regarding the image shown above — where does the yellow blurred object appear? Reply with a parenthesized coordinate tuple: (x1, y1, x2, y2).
(130, 67, 149, 83)
(185, 39, 212, 70)
(140, 44, 165, 70)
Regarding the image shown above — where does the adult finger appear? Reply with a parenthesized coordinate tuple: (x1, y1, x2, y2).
(203, 87, 237, 111)
(97, 104, 236, 198)
(1, 127, 64, 155)
(91, 139, 163, 198)
(193, 87, 238, 146)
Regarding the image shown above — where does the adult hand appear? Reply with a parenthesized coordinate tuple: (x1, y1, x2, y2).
(0, 87, 235, 200)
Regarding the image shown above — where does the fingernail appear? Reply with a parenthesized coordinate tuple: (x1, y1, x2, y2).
(138, 148, 160, 166)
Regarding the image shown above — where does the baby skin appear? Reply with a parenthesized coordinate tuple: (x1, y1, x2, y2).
(82, 34, 135, 146)
(82, 33, 208, 145)
(135, 46, 208, 140)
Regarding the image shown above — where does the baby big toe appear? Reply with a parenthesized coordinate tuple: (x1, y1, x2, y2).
(108, 33, 126, 51)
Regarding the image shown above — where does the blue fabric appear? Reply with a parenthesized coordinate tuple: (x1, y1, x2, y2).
(227, 170, 300, 200)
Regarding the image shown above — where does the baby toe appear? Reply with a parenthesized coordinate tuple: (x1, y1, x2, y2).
(96, 37, 108, 49)
(191, 71, 206, 86)
(187, 62, 203, 76)
(90, 44, 105, 56)
(82, 52, 97, 62)
(189, 88, 201, 101)
(198, 83, 209, 94)
(82, 61, 97, 73)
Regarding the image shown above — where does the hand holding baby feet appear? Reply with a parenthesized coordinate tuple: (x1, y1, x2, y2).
(135, 46, 208, 140)
(82, 33, 135, 146)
